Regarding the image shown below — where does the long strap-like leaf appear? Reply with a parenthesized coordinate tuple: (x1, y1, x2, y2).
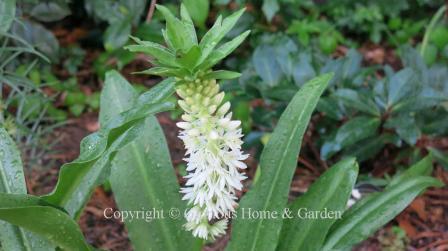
(0, 128, 54, 251)
(226, 73, 333, 251)
(41, 71, 175, 219)
(322, 176, 443, 250)
(278, 158, 358, 251)
(110, 116, 200, 251)
(0, 193, 92, 251)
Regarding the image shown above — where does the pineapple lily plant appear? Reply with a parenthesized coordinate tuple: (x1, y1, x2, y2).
(0, 4, 443, 251)
(125, 5, 251, 239)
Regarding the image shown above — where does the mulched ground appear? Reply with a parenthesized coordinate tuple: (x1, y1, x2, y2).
(23, 109, 448, 251)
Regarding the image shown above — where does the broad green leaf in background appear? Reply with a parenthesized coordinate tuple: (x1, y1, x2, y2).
(0, 128, 55, 251)
(262, 0, 279, 22)
(41, 71, 175, 218)
(322, 176, 443, 250)
(226, 73, 333, 251)
(278, 158, 359, 251)
(388, 154, 433, 188)
(110, 116, 200, 251)
(391, 94, 447, 113)
(321, 116, 381, 160)
(99, 70, 138, 126)
(104, 19, 132, 51)
(342, 134, 398, 162)
(183, 0, 209, 28)
(317, 97, 344, 120)
(12, 20, 59, 61)
(385, 114, 421, 145)
(0, 194, 91, 251)
(30, 2, 71, 22)
(252, 45, 283, 87)
(292, 54, 316, 86)
(428, 147, 448, 170)
(334, 89, 380, 116)
(386, 68, 415, 107)
(0, 0, 15, 32)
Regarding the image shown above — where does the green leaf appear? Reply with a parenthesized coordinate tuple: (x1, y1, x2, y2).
(99, 70, 138, 126)
(252, 45, 283, 87)
(126, 36, 178, 67)
(317, 97, 344, 120)
(110, 116, 199, 251)
(428, 147, 448, 170)
(385, 114, 421, 145)
(200, 30, 250, 70)
(322, 176, 443, 251)
(279, 158, 358, 251)
(177, 45, 202, 70)
(183, 0, 209, 28)
(342, 134, 397, 162)
(30, 2, 70, 22)
(156, 4, 195, 52)
(391, 95, 447, 113)
(0, 194, 92, 251)
(136, 78, 175, 105)
(12, 20, 59, 61)
(334, 89, 380, 116)
(134, 67, 188, 77)
(199, 8, 245, 62)
(262, 0, 279, 22)
(292, 54, 316, 86)
(179, 4, 198, 45)
(388, 155, 433, 188)
(226, 73, 333, 251)
(0, 0, 15, 32)
(41, 72, 175, 218)
(203, 70, 241, 80)
(0, 128, 55, 251)
(104, 19, 132, 51)
(321, 116, 380, 160)
(386, 68, 415, 107)
(0, 128, 26, 194)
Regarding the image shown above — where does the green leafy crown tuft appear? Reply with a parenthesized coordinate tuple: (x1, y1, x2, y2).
(125, 4, 250, 81)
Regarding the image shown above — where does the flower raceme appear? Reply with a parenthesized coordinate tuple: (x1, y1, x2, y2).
(125, 5, 250, 239)
(177, 77, 248, 239)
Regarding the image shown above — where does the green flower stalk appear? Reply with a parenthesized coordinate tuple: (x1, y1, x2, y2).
(126, 5, 250, 240)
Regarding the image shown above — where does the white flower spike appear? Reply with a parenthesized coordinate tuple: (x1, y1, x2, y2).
(177, 79, 248, 239)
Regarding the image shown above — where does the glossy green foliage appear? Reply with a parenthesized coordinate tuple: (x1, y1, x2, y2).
(279, 158, 358, 251)
(226, 73, 333, 251)
(110, 116, 200, 251)
(41, 71, 175, 218)
(240, 34, 448, 162)
(183, 0, 209, 28)
(322, 176, 442, 250)
(0, 128, 54, 251)
(0, 0, 15, 32)
(0, 194, 92, 251)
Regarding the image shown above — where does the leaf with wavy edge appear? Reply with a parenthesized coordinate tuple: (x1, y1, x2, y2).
(41, 73, 175, 218)
(0, 193, 92, 251)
